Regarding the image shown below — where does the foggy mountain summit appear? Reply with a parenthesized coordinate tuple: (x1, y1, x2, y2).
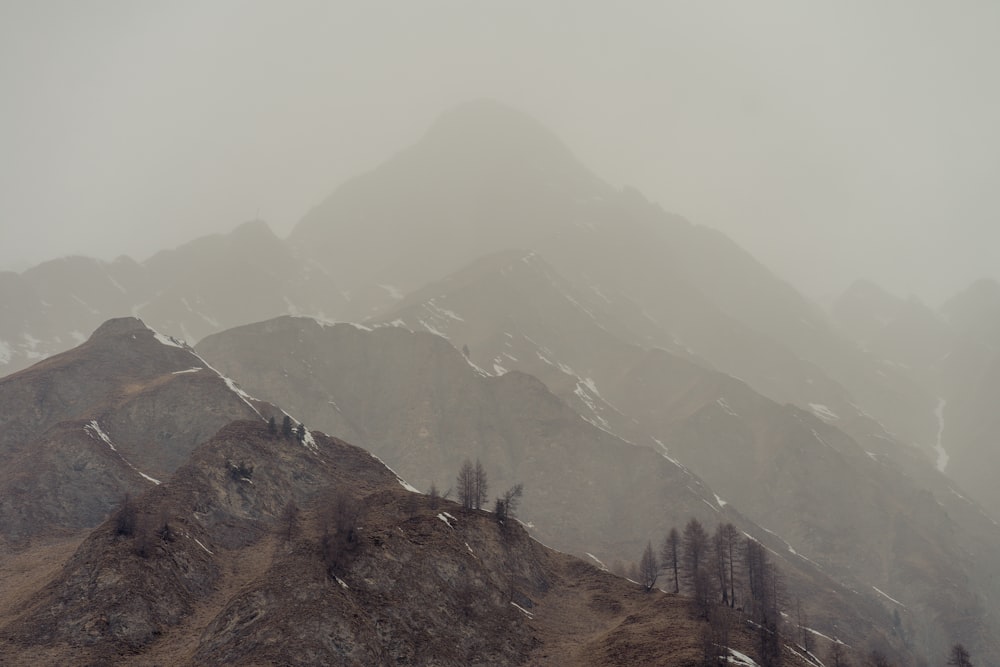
(290, 98, 615, 298)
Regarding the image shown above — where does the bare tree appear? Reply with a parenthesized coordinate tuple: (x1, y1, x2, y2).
(828, 643, 852, 667)
(866, 650, 891, 667)
(661, 527, 680, 593)
(280, 500, 300, 542)
(745, 537, 782, 667)
(948, 644, 973, 667)
(713, 524, 729, 606)
(639, 541, 659, 592)
(703, 604, 731, 665)
(495, 483, 524, 532)
(682, 518, 709, 591)
(320, 490, 362, 577)
(795, 597, 814, 655)
(456, 459, 476, 510)
(114, 493, 137, 537)
(473, 459, 488, 510)
(721, 523, 740, 608)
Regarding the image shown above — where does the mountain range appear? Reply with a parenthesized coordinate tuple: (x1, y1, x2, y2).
(1, 99, 996, 665)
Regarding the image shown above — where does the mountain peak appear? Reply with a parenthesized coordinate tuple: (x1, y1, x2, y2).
(88, 316, 149, 339)
(409, 99, 598, 183)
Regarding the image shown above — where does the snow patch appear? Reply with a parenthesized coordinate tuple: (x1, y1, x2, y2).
(652, 437, 685, 469)
(172, 367, 203, 374)
(727, 648, 760, 666)
(378, 284, 404, 300)
(85, 420, 116, 450)
(336, 576, 349, 589)
(153, 331, 186, 348)
(418, 319, 449, 338)
(367, 451, 422, 495)
(398, 478, 420, 493)
(585, 553, 608, 570)
(301, 428, 319, 452)
(714, 493, 728, 508)
(192, 537, 213, 556)
(510, 602, 534, 618)
(716, 397, 739, 417)
(426, 300, 465, 322)
(872, 586, 906, 607)
(933, 397, 949, 472)
(808, 403, 839, 422)
(84, 420, 161, 484)
(437, 513, 454, 528)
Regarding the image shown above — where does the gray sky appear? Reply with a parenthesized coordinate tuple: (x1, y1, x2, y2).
(2, 1, 998, 303)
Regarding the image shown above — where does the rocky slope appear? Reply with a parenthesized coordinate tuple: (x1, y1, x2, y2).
(0, 419, 817, 666)
(363, 249, 1000, 662)
(0, 317, 263, 545)
(196, 316, 920, 661)
(831, 278, 1000, 520)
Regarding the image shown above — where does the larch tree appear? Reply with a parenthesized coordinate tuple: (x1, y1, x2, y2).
(948, 644, 973, 667)
(682, 518, 709, 591)
(639, 541, 659, 592)
(456, 459, 476, 510)
(721, 522, 740, 607)
(661, 527, 680, 593)
(473, 459, 488, 510)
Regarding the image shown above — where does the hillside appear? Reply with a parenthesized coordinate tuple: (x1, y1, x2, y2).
(196, 316, 920, 661)
(0, 317, 264, 546)
(0, 420, 813, 666)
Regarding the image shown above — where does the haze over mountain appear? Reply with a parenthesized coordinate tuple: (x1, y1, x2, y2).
(2, 66, 997, 665)
(4, 2, 999, 302)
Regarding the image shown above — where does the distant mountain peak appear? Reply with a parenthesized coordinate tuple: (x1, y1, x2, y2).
(88, 316, 150, 339)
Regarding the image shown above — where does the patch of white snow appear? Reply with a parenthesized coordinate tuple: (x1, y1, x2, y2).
(153, 331, 186, 348)
(510, 602, 534, 618)
(378, 284, 404, 300)
(872, 586, 906, 607)
(808, 403, 840, 422)
(933, 397, 949, 472)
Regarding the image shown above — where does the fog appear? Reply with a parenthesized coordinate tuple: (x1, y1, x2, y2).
(2, 0, 998, 302)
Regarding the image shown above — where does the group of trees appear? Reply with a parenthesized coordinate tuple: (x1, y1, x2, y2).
(628, 518, 783, 666)
(268, 415, 308, 443)
(454, 458, 524, 533)
(319, 489, 362, 577)
(113, 494, 176, 559)
(626, 518, 979, 667)
(456, 458, 489, 510)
